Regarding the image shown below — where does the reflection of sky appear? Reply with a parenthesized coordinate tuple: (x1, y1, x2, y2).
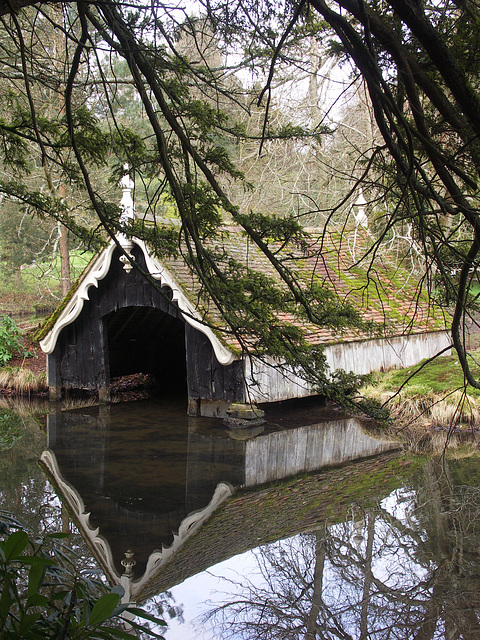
(144, 486, 434, 640)
(148, 550, 263, 639)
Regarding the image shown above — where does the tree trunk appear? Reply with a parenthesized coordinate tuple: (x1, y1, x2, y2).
(305, 531, 326, 639)
(59, 221, 70, 297)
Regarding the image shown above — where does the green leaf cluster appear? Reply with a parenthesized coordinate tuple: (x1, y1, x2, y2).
(0, 522, 166, 639)
(237, 212, 307, 247)
(0, 411, 23, 451)
(0, 316, 31, 367)
(59, 106, 111, 168)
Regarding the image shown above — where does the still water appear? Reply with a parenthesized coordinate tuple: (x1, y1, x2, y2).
(2, 396, 480, 639)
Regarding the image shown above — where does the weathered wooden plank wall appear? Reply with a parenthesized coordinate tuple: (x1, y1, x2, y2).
(185, 324, 245, 413)
(245, 331, 452, 403)
(48, 246, 245, 407)
(243, 418, 397, 486)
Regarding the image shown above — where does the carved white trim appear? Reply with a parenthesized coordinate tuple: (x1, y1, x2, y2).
(40, 449, 234, 600)
(119, 167, 135, 224)
(40, 243, 116, 355)
(128, 480, 234, 599)
(39, 236, 236, 365)
(40, 450, 121, 584)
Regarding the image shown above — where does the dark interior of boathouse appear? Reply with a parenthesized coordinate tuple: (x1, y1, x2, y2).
(105, 304, 187, 392)
(47, 245, 189, 398)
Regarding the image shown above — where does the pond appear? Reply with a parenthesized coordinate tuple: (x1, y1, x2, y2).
(2, 396, 480, 639)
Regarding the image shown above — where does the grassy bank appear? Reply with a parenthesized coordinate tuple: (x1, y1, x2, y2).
(0, 316, 47, 396)
(362, 349, 480, 453)
(0, 366, 47, 395)
(0, 250, 93, 318)
(0, 251, 94, 395)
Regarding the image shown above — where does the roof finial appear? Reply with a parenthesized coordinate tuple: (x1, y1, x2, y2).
(119, 163, 135, 224)
(352, 188, 368, 229)
(118, 164, 135, 273)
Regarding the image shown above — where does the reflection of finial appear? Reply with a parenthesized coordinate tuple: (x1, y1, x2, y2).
(121, 549, 136, 577)
(351, 505, 365, 551)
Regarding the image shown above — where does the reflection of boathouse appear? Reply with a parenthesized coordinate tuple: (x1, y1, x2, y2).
(41, 398, 397, 601)
(39, 172, 450, 415)
(39, 419, 480, 637)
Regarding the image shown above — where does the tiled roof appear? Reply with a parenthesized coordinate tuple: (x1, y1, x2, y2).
(149, 222, 446, 352)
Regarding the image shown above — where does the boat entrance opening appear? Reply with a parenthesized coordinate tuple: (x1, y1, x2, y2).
(104, 306, 187, 396)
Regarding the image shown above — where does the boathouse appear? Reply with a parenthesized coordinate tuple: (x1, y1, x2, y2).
(39, 174, 451, 415)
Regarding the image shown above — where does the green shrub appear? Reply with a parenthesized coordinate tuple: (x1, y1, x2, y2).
(0, 316, 31, 367)
(0, 517, 166, 638)
(0, 410, 23, 450)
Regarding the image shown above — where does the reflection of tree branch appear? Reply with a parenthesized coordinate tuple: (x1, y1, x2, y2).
(326, 530, 437, 608)
(375, 504, 428, 549)
(360, 513, 374, 640)
(306, 530, 325, 639)
(204, 473, 480, 639)
(412, 584, 442, 640)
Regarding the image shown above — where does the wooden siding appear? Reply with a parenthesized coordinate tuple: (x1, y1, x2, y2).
(185, 324, 245, 405)
(48, 246, 245, 406)
(243, 418, 397, 486)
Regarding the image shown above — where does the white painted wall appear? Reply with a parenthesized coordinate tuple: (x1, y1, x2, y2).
(324, 331, 451, 376)
(245, 331, 451, 403)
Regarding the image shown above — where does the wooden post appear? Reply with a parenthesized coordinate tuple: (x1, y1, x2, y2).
(188, 397, 201, 416)
(98, 317, 110, 403)
(98, 386, 110, 403)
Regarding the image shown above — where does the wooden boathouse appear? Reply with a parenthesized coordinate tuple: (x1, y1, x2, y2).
(39, 173, 451, 415)
(40, 235, 245, 413)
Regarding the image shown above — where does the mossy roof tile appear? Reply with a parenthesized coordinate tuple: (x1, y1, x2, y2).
(38, 223, 446, 353)
(148, 224, 446, 351)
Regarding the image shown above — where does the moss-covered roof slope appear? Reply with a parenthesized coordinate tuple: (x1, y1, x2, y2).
(145, 222, 447, 353)
(38, 221, 448, 359)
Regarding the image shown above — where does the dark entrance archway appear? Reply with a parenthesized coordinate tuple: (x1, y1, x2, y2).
(104, 306, 187, 395)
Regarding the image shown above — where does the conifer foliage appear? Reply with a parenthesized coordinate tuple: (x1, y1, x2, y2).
(0, 0, 478, 390)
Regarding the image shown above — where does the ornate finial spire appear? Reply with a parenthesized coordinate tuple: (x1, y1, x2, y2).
(118, 164, 135, 272)
(352, 188, 368, 229)
(119, 163, 135, 225)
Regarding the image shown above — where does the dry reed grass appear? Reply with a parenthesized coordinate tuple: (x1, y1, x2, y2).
(363, 384, 480, 454)
(363, 385, 480, 426)
(14, 369, 47, 393)
(0, 366, 47, 394)
(60, 396, 98, 410)
(0, 369, 12, 389)
(0, 395, 49, 417)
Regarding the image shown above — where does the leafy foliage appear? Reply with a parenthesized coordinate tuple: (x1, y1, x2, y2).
(0, 410, 23, 451)
(0, 316, 31, 367)
(0, 519, 167, 639)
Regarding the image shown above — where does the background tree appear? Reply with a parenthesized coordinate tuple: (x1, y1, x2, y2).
(0, 5, 112, 301)
(0, 0, 477, 398)
(202, 0, 480, 387)
(0, 0, 371, 404)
